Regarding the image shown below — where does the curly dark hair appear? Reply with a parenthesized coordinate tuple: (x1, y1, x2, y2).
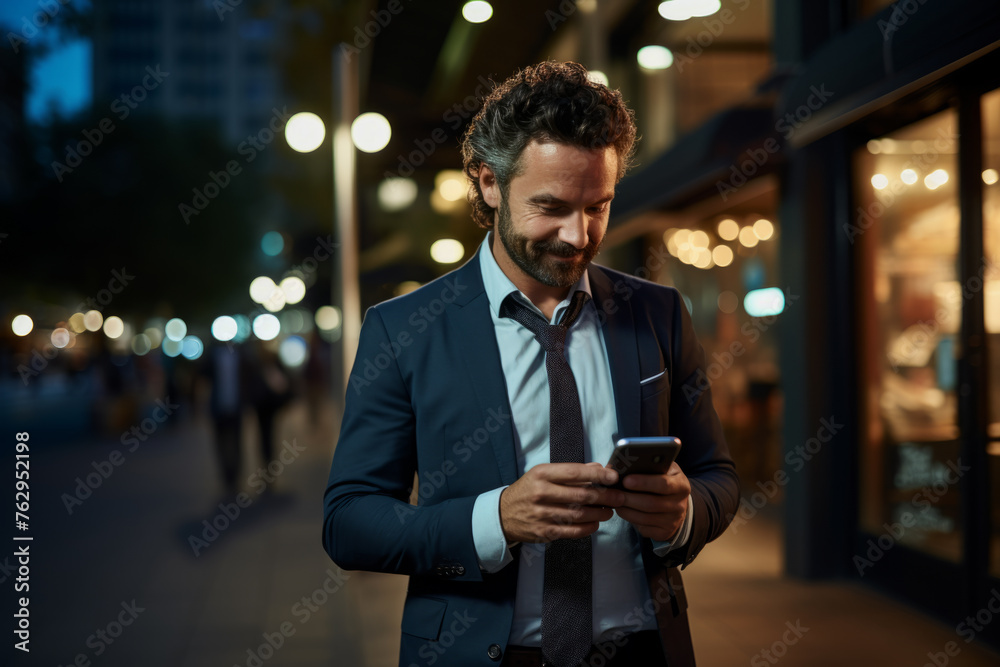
(460, 61, 638, 229)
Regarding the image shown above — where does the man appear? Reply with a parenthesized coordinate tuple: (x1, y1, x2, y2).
(323, 61, 739, 667)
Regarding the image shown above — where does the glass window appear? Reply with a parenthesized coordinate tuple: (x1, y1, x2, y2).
(983, 88, 1000, 578)
(855, 109, 962, 563)
(653, 178, 783, 501)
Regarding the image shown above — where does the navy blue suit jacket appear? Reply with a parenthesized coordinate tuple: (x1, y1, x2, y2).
(323, 252, 739, 666)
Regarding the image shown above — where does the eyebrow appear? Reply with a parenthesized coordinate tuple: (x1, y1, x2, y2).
(526, 193, 615, 206)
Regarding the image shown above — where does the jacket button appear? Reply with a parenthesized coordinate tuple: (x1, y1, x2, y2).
(455, 565, 466, 576)
(487, 644, 502, 660)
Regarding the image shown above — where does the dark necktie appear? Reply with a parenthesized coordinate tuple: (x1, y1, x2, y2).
(500, 290, 592, 667)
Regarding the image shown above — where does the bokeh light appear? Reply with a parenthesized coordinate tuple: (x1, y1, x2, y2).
(430, 239, 465, 264)
(378, 177, 418, 211)
(11, 314, 33, 336)
(253, 313, 281, 341)
(181, 335, 204, 361)
(250, 276, 277, 304)
(162, 338, 183, 358)
(279, 336, 309, 368)
(68, 312, 86, 333)
(586, 70, 609, 86)
(983, 169, 999, 185)
(315, 306, 342, 331)
(165, 318, 187, 342)
(637, 45, 674, 70)
(738, 226, 759, 248)
(351, 112, 391, 153)
(285, 112, 326, 153)
(462, 1, 493, 23)
(744, 287, 786, 317)
(712, 245, 734, 267)
(753, 218, 774, 241)
(103, 316, 125, 339)
(871, 174, 889, 190)
(901, 169, 918, 185)
(261, 231, 284, 257)
(84, 310, 104, 332)
(717, 219, 739, 241)
(212, 316, 238, 342)
(51, 328, 71, 348)
(280, 276, 307, 305)
(131, 333, 151, 356)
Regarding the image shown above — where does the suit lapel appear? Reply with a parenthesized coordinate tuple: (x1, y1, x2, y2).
(588, 266, 641, 442)
(449, 253, 520, 486)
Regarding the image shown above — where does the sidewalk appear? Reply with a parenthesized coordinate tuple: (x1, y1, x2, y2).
(682, 517, 1000, 666)
(11, 396, 1000, 667)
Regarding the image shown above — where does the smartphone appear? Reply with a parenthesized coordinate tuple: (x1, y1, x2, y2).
(605, 437, 682, 491)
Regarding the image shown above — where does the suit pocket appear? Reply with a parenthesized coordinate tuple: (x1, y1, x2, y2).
(400, 595, 448, 640)
(639, 369, 669, 400)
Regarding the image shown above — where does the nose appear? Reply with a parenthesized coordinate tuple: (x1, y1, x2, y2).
(558, 210, 589, 250)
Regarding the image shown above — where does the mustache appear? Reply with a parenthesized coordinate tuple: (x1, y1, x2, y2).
(533, 239, 591, 257)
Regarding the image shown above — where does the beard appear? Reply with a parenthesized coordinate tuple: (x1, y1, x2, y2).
(495, 195, 602, 288)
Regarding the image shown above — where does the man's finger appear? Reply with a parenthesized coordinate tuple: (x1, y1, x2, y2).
(536, 462, 619, 486)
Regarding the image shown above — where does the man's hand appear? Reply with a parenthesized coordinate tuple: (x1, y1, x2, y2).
(499, 462, 625, 544)
(613, 462, 690, 542)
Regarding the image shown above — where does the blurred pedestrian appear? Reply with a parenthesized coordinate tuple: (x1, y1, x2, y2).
(203, 342, 249, 495)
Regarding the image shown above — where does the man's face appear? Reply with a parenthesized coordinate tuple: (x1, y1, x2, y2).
(490, 140, 617, 289)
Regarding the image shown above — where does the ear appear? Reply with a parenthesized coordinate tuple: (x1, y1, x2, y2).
(478, 163, 501, 210)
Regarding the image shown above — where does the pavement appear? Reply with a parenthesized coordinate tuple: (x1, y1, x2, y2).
(6, 395, 1000, 667)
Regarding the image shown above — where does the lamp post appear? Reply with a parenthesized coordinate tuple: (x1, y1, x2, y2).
(285, 46, 391, 406)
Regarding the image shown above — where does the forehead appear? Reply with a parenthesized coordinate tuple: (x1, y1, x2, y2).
(512, 139, 617, 197)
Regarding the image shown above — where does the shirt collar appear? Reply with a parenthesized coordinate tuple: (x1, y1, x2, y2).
(478, 230, 592, 324)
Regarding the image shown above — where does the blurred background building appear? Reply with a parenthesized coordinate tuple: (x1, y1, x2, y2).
(2, 0, 1000, 664)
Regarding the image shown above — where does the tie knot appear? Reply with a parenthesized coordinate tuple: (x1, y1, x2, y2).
(500, 291, 590, 353)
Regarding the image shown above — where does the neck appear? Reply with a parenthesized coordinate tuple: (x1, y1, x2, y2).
(489, 232, 571, 321)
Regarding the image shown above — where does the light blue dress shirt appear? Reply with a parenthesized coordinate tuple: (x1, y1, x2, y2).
(470, 232, 693, 645)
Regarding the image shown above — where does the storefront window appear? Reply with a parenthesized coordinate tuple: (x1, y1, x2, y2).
(855, 109, 963, 563)
(982, 88, 1000, 578)
(654, 178, 783, 497)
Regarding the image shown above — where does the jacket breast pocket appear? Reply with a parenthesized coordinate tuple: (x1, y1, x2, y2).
(640, 369, 669, 400)
(400, 594, 448, 640)
(639, 369, 670, 435)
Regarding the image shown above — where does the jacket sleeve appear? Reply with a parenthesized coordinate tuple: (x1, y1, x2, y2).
(322, 306, 483, 581)
(663, 291, 740, 569)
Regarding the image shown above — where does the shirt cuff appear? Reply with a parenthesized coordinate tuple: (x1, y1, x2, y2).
(652, 493, 694, 557)
(472, 486, 515, 573)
